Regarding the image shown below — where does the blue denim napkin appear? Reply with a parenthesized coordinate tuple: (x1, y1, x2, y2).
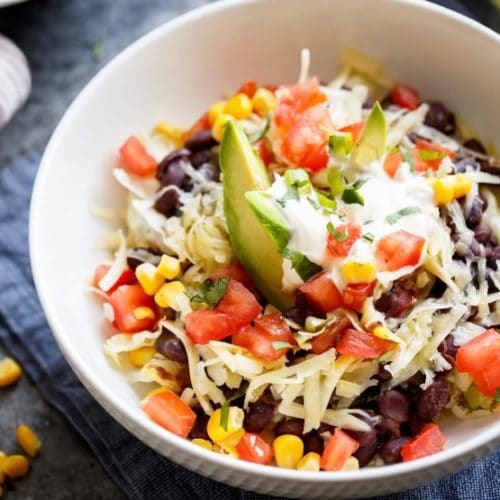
(0, 1, 499, 498)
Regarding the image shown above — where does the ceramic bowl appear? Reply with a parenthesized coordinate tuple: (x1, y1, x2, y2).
(30, 0, 500, 497)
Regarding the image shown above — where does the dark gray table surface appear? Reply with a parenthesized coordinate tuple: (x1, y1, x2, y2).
(0, 1, 498, 499)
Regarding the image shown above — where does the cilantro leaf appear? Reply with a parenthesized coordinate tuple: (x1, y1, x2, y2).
(402, 150, 415, 173)
(342, 187, 365, 206)
(277, 185, 299, 207)
(219, 385, 247, 431)
(247, 116, 270, 143)
(385, 206, 422, 225)
(362, 232, 375, 243)
(281, 248, 322, 281)
(327, 222, 348, 242)
(316, 191, 337, 212)
(188, 278, 229, 307)
(307, 196, 320, 210)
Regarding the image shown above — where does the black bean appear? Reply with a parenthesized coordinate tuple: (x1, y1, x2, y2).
(198, 163, 220, 182)
(189, 411, 209, 440)
(374, 285, 414, 318)
(463, 138, 487, 154)
(474, 223, 493, 245)
(429, 278, 447, 299)
(379, 437, 408, 464)
(303, 431, 324, 454)
(408, 413, 426, 435)
(154, 188, 180, 217)
(274, 418, 303, 437)
(424, 101, 456, 135)
(318, 423, 335, 434)
(126, 248, 161, 270)
(438, 334, 458, 360)
(158, 158, 188, 187)
(453, 157, 480, 174)
(190, 149, 213, 168)
(155, 332, 187, 363)
(351, 386, 381, 412)
(380, 94, 393, 109)
(156, 149, 190, 182)
(378, 390, 410, 422)
(284, 307, 310, 326)
(362, 97, 374, 110)
(244, 401, 275, 433)
(487, 246, 500, 270)
(377, 416, 401, 437)
(373, 365, 393, 383)
(163, 307, 177, 321)
(347, 427, 379, 467)
(466, 197, 485, 229)
(416, 379, 450, 421)
(184, 130, 217, 152)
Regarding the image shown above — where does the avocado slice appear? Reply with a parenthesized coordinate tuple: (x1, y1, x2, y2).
(350, 102, 387, 167)
(245, 191, 291, 251)
(219, 121, 294, 310)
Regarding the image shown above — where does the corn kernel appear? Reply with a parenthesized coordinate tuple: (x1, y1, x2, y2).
(252, 88, 277, 116)
(157, 255, 181, 280)
(297, 452, 321, 471)
(154, 121, 184, 146)
(2, 455, 29, 479)
(16, 424, 41, 458)
(154, 281, 186, 310)
(0, 451, 6, 484)
(224, 93, 253, 120)
(217, 428, 245, 457)
(207, 407, 244, 443)
(208, 101, 227, 125)
(192, 438, 214, 451)
(341, 261, 376, 284)
(273, 434, 304, 469)
(128, 346, 156, 367)
(432, 177, 455, 205)
(212, 113, 233, 143)
(0, 358, 22, 388)
(343, 456, 360, 470)
(135, 262, 165, 295)
(453, 174, 473, 199)
(372, 326, 402, 345)
(133, 307, 155, 320)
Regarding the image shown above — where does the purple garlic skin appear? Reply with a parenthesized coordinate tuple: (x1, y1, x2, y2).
(0, 34, 31, 129)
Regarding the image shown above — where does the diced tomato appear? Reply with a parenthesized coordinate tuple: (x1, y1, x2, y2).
(182, 112, 211, 143)
(401, 423, 447, 462)
(93, 265, 136, 294)
(237, 80, 258, 98)
(235, 433, 274, 465)
(391, 83, 421, 111)
(185, 310, 237, 344)
(298, 273, 344, 314)
(342, 282, 375, 312)
(108, 284, 158, 333)
(210, 262, 254, 291)
(216, 280, 262, 329)
(339, 121, 365, 145)
(281, 105, 331, 171)
(326, 223, 361, 258)
(119, 136, 158, 177)
(414, 138, 457, 170)
(233, 312, 293, 361)
(376, 230, 425, 272)
(311, 317, 352, 355)
(255, 138, 274, 167)
(383, 151, 403, 178)
(337, 329, 396, 359)
(320, 429, 360, 471)
(141, 388, 196, 438)
(275, 77, 327, 132)
(456, 329, 500, 396)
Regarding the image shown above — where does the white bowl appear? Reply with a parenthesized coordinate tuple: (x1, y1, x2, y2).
(30, 0, 500, 497)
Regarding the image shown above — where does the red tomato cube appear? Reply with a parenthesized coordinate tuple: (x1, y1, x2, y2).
(401, 423, 447, 462)
(298, 273, 344, 314)
(216, 280, 262, 329)
(185, 310, 237, 345)
(119, 136, 158, 177)
(235, 433, 274, 465)
(320, 429, 360, 471)
(336, 329, 396, 360)
(376, 230, 425, 271)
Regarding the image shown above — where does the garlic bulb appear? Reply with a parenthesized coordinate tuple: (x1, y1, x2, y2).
(0, 34, 31, 129)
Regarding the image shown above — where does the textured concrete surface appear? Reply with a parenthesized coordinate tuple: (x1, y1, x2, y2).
(0, 0, 498, 499)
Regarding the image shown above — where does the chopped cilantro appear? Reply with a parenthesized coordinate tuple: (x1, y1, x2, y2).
(281, 248, 322, 281)
(327, 222, 348, 242)
(277, 185, 300, 207)
(402, 150, 415, 173)
(188, 277, 229, 307)
(327, 167, 346, 197)
(385, 206, 422, 225)
(307, 196, 320, 210)
(220, 385, 247, 431)
(363, 219, 374, 225)
(342, 187, 365, 205)
(362, 232, 375, 243)
(316, 191, 337, 212)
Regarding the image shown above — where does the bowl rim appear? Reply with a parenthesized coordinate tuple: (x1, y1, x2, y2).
(30, 0, 500, 485)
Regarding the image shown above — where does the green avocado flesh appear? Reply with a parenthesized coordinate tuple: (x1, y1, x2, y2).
(219, 121, 294, 310)
(350, 102, 387, 167)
